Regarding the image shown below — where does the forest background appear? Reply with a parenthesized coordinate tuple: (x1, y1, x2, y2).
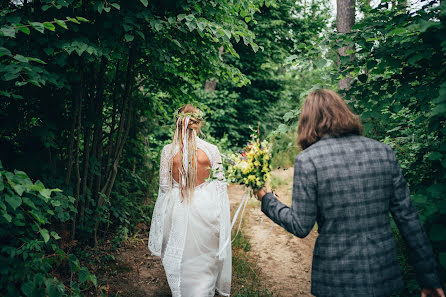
(0, 0, 445, 296)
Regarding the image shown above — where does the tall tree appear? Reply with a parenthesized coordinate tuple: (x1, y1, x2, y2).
(337, 0, 356, 90)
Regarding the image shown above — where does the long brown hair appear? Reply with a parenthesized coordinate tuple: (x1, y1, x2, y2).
(297, 89, 362, 150)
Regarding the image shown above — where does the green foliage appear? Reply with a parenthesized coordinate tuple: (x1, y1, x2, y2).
(197, 0, 332, 147)
(270, 127, 301, 169)
(0, 161, 96, 296)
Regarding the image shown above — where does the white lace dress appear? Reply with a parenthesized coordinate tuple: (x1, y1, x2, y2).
(148, 137, 232, 297)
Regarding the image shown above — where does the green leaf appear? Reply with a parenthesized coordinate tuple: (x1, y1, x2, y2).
(54, 19, 68, 30)
(283, 111, 295, 122)
(39, 188, 52, 201)
(78, 267, 89, 283)
(110, 3, 120, 10)
(22, 197, 37, 209)
(17, 25, 30, 35)
(139, 0, 148, 7)
(2, 212, 12, 223)
(46, 279, 63, 297)
(154, 22, 163, 32)
(21, 280, 34, 296)
(40, 228, 50, 243)
(89, 274, 97, 287)
(76, 17, 89, 22)
(168, 17, 176, 24)
(51, 199, 61, 207)
(276, 124, 289, 134)
(125, 34, 134, 42)
(68, 254, 80, 272)
(388, 27, 406, 36)
(0, 47, 12, 57)
(43, 22, 56, 31)
(0, 26, 16, 38)
(30, 210, 46, 224)
(97, 2, 104, 13)
(29, 22, 45, 33)
(51, 231, 61, 240)
(27, 57, 47, 64)
(6, 195, 22, 210)
(66, 17, 81, 24)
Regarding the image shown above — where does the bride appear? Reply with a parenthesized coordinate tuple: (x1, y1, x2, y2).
(148, 104, 232, 297)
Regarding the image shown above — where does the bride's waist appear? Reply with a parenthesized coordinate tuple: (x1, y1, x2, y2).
(172, 180, 213, 191)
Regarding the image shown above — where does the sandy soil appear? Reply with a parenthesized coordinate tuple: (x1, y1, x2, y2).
(103, 167, 317, 297)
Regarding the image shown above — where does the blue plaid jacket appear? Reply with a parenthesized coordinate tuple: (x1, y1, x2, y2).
(261, 134, 442, 297)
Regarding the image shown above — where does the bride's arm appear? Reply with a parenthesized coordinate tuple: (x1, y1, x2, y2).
(148, 145, 170, 256)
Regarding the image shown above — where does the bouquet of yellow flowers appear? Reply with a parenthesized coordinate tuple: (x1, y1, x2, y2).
(226, 131, 272, 190)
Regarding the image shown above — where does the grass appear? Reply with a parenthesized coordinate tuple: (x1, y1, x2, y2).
(269, 175, 288, 190)
(230, 224, 276, 297)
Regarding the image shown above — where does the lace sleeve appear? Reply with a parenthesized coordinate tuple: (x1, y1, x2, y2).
(148, 145, 171, 256)
(211, 145, 232, 296)
(159, 144, 171, 194)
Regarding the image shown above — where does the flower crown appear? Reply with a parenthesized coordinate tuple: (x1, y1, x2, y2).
(174, 109, 205, 121)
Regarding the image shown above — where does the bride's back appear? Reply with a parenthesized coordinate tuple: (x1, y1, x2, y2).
(172, 148, 211, 186)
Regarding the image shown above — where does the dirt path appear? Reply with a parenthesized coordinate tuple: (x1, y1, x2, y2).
(228, 168, 318, 297)
(100, 227, 171, 297)
(103, 168, 316, 296)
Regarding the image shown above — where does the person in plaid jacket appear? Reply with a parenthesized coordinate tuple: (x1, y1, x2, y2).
(255, 89, 444, 297)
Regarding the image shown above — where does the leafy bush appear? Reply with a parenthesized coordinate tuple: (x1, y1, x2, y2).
(0, 161, 97, 296)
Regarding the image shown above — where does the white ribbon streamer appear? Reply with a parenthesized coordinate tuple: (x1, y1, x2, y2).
(217, 190, 250, 258)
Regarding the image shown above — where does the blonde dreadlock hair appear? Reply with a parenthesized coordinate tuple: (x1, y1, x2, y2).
(169, 104, 204, 202)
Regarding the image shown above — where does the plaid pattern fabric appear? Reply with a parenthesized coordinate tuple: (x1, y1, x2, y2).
(261, 134, 442, 297)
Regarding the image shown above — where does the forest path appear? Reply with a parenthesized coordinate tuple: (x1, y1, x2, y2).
(102, 168, 317, 297)
(228, 168, 318, 297)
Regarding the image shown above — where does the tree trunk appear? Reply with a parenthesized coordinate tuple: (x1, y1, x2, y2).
(94, 47, 135, 248)
(65, 98, 77, 185)
(104, 61, 121, 182)
(336, 0, 355, 90)
(78, 126, 92, 225)
(70, 61, 84, 241)
(87, 57, 107, 198)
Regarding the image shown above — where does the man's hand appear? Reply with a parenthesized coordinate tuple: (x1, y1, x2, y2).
(253, 187, 267, 201)
(421, 288, 445, 297)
